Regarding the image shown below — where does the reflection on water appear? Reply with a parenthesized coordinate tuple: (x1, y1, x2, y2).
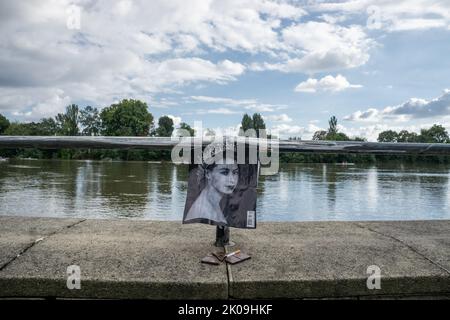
(1, 159, 450, 221)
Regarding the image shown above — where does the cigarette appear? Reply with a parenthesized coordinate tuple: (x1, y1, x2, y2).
(225, 250, 241, 258)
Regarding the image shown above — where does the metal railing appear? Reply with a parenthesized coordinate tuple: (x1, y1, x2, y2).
(0, 136, 450, 155)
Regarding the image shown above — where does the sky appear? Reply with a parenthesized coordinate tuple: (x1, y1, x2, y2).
(0, 0, 449, 141)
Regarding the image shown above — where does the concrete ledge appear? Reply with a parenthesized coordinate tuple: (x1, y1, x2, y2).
(0, 218, 227, 299)
(0, 216, 84, 269)
(0, 217, 449, 299)
(229, 221, 450, 299)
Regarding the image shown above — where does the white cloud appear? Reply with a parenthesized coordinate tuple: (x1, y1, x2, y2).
(319, 14, 348, 24)
(275, 122, 327, 140)
(114, 0, 134, 16)
(388, 18, 447, 32)
(131, 32, 172, 55)
(271, 124, 305, 137)
(1, 0, 448, 123)
(204, 108, 240, 115)
(309, 0, 450, 32)
(150, 97, 179, 109)
(338, 124, 389, 142)
(190, 96, 257, 106)
(251, 21, 373, 73)
(151, 58, 245, 87)
(0, 87, 71, 120)
(189, 95, 285, 113)
(344, 108, 380, 122)
(167, 114, 182, 126)
(295, 74, 362, 93)
(0, 0, 307, 119)
(264, 114, 293, 122)
(244, 104, 284, 113)
(344, 89, 450, 122)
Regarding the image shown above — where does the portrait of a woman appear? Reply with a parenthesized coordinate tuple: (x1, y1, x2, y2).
(183, 154, 259, 228)
(184, 162, 239, 225)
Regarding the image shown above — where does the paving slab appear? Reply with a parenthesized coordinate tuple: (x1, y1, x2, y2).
(228, 221, 450, 299)
(0, 216, 84, 269)
(356, 220, 450, 272)
(0, 218, 228, 299)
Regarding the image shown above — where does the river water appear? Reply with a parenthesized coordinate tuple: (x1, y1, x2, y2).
(1, 159, 449, 221)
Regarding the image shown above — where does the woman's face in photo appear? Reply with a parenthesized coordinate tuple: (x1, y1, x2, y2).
(207, 163, 239, 195)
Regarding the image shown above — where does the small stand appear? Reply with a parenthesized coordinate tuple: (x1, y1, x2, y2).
(202, 226, 251, 265)
(214, 226, 235, 247)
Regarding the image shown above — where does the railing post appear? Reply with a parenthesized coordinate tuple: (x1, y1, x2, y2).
(215, 226, 234, 247)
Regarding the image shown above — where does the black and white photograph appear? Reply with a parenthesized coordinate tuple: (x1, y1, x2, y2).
(183, 161, 258, 228)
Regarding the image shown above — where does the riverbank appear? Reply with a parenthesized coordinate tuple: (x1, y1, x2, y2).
(0, 217, 449, 299)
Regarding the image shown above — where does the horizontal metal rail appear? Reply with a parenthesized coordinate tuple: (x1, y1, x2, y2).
(0, 136, 449, 155)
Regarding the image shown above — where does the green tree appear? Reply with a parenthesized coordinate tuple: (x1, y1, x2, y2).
(329, 132, 350, 141)
(419, 125, 449, 143)
(239, 113, 266, 137)
(100, 99, 154, 136)
(240, 113, 253, 132)
(328, 116, 338, 135)
(397, 130, 419, 143)
(5, 119, 58, 136)
(313, 130, 327, 141)
(378, 130, 398, 142)
(4, 122, 35, 135)
(0, 113, 10, 135)
(176, 122, 195, 136)
(38, 118, 58, 135)
(80, 106, 101, 136)
(324, 116, 349, 140)
(3, 120, 56, 136)
(155, 116, 174, 137)
(252, 113, 266, 130)
(55, 104, 80, 136)
(252, 113, 266, 137)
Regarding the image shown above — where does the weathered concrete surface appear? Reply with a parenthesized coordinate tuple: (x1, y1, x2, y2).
(0, 217, 84, 269)
(1, 217, 450, 299)
(229, 221, 450, 299)
(0, 217, 228, 299)
(356, 221, 450, 272)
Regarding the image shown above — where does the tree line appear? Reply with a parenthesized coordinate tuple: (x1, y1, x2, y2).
(1, 99, 449, 163)
(0, 99, 193, 160)
(0, 100, 191, 137)
(283, 116, 450, 164)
